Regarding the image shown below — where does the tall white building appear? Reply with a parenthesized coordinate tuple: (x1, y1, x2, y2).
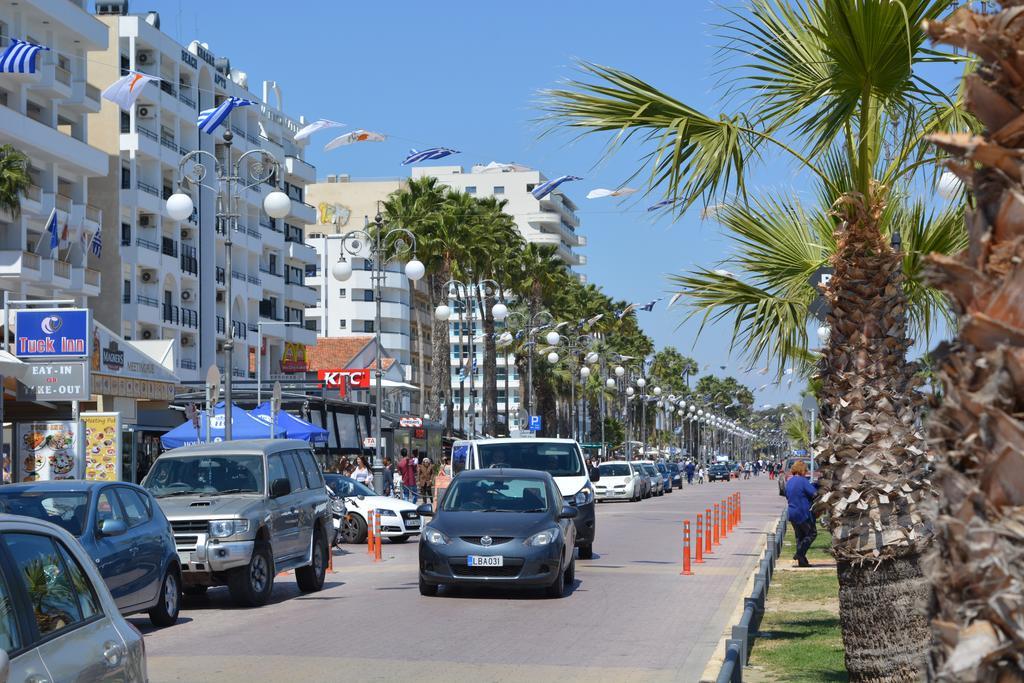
(88, 3, 318, 383)
(410, 164, 586, 268)
(0, 1, 108, 303)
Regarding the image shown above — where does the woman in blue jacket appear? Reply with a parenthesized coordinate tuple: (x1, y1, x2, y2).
(785, 460, 818, 567)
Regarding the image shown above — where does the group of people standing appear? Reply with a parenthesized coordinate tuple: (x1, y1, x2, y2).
(381, 449, 450, 504)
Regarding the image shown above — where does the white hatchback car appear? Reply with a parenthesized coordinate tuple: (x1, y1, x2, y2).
(0, 514, 147, 682)
(325, 474, 423, 544)
(595, 461, 645, 502)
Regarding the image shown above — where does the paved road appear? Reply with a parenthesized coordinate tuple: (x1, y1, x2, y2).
(141, 476, 783, 683)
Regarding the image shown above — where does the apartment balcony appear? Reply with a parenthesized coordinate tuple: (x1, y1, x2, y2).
(284, 282, 318, 307)
(120, 180, 165, 216)
(130, 125, 162, 160)
(349, 299, 409, 322)
(70, 266, 101, 297)
(83, 203, 101, 232)
(258, 266, 284, 293)
(286, 239, 317, 263)
(524, 211, 561, 226)
(285, 323, 317, 347)
(0, 100, 107, 176)
(576, 235, 587, 247)
(540, 196, 580, 228)
(19, 185, 42, 216)
(288, 198, 317, 225)
(68, 80, 102, 114)
(122, 236, 162, 270)
(27, 59, 72, 99)
(0, 251, 42, 280)
(284, 155, 316, 184)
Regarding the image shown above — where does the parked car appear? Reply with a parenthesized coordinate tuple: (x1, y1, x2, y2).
(778, 456, 820, 496)
(656, 462, 673, 493)
(667, 463, 683, 488)
(324, 474, 422, 543)
(142, 439, 331, 607)
(453, 438, 598, 559)
(0, 514, 147, 681)
(594, 461, 645, 502)
(0, 481, 181, 627)
(708, 464, 732, 482)
(417, 469, 577, 598)
(638, 462, 664, 496)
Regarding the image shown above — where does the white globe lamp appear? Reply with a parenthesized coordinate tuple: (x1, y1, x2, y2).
(580, 366, 591, 379)
(263, 190, 291, 219)
(605, 378, 616, 389)
(331, 258, 353, 282)
(492, 303, 508, 321)
(586, 352, 599, 364)
(404, 259, 425, 281)
(937, 171, 962, 200)
(626, 387, 635, 397)
(547, 352, 559, 364)
(637, 377, 646, 388)
(434, 304, 451, 321)
(166, 192, 194, 222)
(653, 386, 662, 396)
(614, 365, 625, 378)
(545, 331, 561, 346)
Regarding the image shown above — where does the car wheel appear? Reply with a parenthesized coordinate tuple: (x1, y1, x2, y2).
(564, 555, 576, 585)
(546, 560, 566, 598)
(341, 513, 368, 544)
(183, 585, 208, 597)
(578, 543, 593, 560)
(419, 575, 438, 596)
(390, 534, 411, 543)
(148, 567, 181, 627)
(228, 541, 274, 607)
(296, 529, 327, 593)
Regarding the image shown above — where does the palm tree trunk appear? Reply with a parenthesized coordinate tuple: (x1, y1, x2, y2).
(815, 189, 934, 681)
(924, 9, 1024, 681)
(429, 271, 453, 435)
(477, 284, 499, 437)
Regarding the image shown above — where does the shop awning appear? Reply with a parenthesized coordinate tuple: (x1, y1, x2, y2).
(0, 350, 29, 381)
(160, 402, 285, 449)
(249, 402, 329, 444)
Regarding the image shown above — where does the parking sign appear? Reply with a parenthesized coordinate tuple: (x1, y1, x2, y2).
(528, 415, 542, 432)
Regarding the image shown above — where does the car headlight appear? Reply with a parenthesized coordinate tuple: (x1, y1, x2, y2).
(574, 484, 595, 506)
(379, 509, 398, 517)
(524, 528, 560, 546)
(208, 519, 250, 538)
(423, 528, 450, 545)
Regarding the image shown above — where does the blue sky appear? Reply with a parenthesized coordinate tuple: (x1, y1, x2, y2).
(113, 1, 958, 410)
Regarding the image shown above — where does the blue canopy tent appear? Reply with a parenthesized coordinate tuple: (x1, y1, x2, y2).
(160, 403, 286, 449)
(249, 402, 329, 444)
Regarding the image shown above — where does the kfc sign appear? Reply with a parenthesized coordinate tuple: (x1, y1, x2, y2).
(318, 368, 371, 396)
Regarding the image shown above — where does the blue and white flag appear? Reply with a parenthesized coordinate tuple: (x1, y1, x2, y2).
(90, 228, 102, 257)
(647, 199, 678, 212)
(0, 38, 49, 74)
(531, 175, 582, 200)
(636, 298, 662, 312)
(45, 208, 59, 252)
(197, 97, 253, 135)
(402, 147, 459, 165)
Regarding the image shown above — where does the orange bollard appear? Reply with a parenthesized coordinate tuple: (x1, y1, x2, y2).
(721, 499, 727, 537)
(705, 507, 713, 554)
(367, 510, 375, 554)
(737, 492, 742, 524)
(713, 504, 721, 545)
(728, 497, 734, 532)
(695, 514, 704, 564)
(374, 509, 382, 561)
(680, 520, 693, 575)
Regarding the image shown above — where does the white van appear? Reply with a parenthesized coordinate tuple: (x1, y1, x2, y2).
(451, 437, 599, 559)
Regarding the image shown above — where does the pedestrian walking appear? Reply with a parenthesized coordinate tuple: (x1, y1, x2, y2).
(382, 457, 394, 497)
(417, 457, 434, 505)
(685, 461, 695, 485)
(697, 466, 706, 484)
(353, 456, 373, 488)
(785, 460, 818, 567)
(399, 449, 419, 501)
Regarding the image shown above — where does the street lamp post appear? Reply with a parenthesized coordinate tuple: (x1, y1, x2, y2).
(331, 212, 425, 493)
(548, 327, 596, 441)
(167, 130, 292, 439)
(505, 309, 555, 425)
(256, 321, 299, 406)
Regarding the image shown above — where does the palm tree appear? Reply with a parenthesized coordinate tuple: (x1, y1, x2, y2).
(924, 7, 1024, 680)
(0, 145, 31, 219)
(542, 2, 972, 677)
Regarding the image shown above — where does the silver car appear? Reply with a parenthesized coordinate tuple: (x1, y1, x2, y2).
(0, 514, 146, 682)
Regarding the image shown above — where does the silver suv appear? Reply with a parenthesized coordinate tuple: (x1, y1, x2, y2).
(142, 439, 331, 607)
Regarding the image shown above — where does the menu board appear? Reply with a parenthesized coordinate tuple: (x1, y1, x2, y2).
(16, 421, 81, 482)
(82, 413, 121, 481)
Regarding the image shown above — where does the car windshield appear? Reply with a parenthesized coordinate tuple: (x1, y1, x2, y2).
(643, 465, 657, 475)
(443, 477, 550, 513)
(476, 442, 584, 477)
(325, 475, 375, 498)
(599, 463, 631, 477)
(143, 455, 264, 497)
(0, 491, 89, 536)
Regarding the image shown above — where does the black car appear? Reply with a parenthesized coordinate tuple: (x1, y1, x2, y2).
(417, 468, 578, 598)
(667, 463, 683, 487)
(708, 464, 731, 482)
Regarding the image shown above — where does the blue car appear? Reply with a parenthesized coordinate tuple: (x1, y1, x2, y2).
(656, 462, 673, 493)
(0, 480, 181, 627)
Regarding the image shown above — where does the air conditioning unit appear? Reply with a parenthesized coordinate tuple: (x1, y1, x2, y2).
(141, 329, 154, 340)
(181, 229, 192, 240)
(136, 50, 154, 66)
(141, 270, 154, 283)
(216, 291, 224, 303)
(137, 105, 154, 119)
(138, 214, 153, 227)
(181, 289, 194, 301)
(181, 335, 193, 347)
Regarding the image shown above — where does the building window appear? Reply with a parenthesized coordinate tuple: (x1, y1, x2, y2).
(465, 186, 476, 195)
(526, 183, 536, 192)
(338, 288, 347, 298)
(493, 186, 505, 195)
(339, 319, 347, 329)
(362, 290, 373, 302)
(362, 320, 374, 333)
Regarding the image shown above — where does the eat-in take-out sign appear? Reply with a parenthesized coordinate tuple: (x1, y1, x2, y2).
(318, 369, 371, 397)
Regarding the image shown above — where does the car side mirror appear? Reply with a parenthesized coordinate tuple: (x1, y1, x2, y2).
(560, 506, 578, 519)
(270, 477, 291, 498)
(415, 503, 434, 517)
(99, 519, 127, 537)
(589, 467, 600, 483)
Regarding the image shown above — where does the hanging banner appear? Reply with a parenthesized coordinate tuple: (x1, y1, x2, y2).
(16, 421, 81, 481)
(82, 413, 121, 481)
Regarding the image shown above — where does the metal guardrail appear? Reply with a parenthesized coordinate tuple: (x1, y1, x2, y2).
(716, 510, 788, 683)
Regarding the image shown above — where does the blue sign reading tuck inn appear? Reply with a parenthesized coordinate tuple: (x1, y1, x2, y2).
(14, 309, 91, 358)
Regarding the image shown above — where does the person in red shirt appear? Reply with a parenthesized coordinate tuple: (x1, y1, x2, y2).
(397, 448, 418, 501)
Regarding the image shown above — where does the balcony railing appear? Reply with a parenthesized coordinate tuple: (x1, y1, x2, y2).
(182, 307, 199, 329)
(180, 253, 198, 275)
(85, 83, 100, 102)
(178, 91, 195, 108)
(137, 294, 159, 308)
(84, 268, 100, 287)
(135, 237, 159, 252)
(231, 270, 245, 281)
(180, 358, 197, 370)
(23, 185, 41, 203)
(53, 261, 70, 279)
(137, 126, 158, 142)
(216, 316, 225, 334)
(232, 321, 246, 339)
(160, 136, 177, 151)
(162, 304, 179, 325)
(284, 225, 304, 244)
(159, 80, 176, 97)
(55, 64, 71, 86)
(258, 265, 278, 276)
(21, 251, 40, 271)
(161, 238, 177, 257)
(85, 204, 101, 223)
(215, 266, 225, 285)
(137, 180, 160, 196)
(246, 274, 261, 285)
(56, 194, 72, 212)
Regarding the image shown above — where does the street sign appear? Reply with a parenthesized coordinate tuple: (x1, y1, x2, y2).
(14, 309, 90, 358)
(399, 417, 423, 428)
(528, 415, 542, 432)
(16, 361, 90, 401)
